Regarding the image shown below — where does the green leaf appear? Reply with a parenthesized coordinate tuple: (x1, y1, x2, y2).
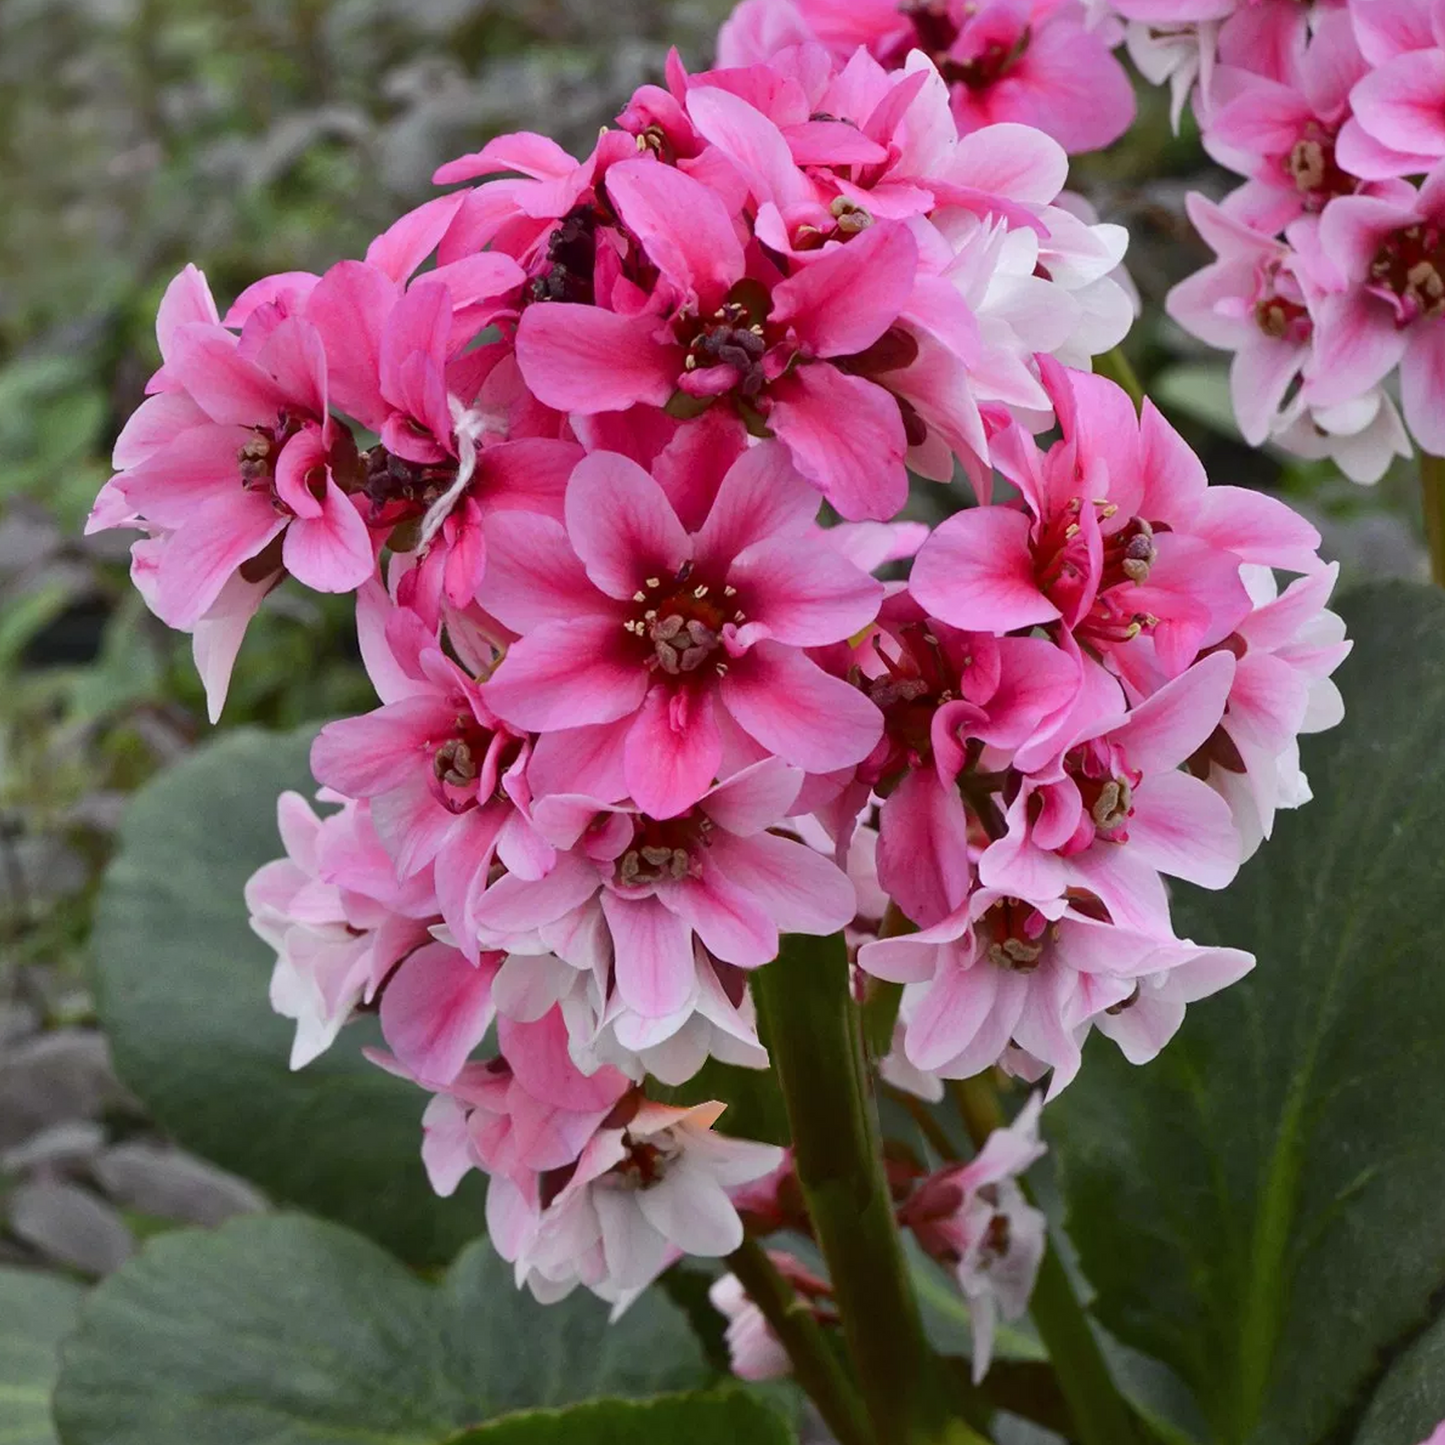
(1353, 1309, 1445, 1445)
(1050, 582, 1445, 1445)
(0, 1269, 83, 1445)
(1151, 363, 1238, 439)
(445, 1392, 794, 1444)
(89, 726, 488, 1266)
(53, 1214, 712, 1445)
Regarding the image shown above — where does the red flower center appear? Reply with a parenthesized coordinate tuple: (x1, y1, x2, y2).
(1369, 222, 1445, 327)
(1283, 124, 1355, 212)
(982, 897, 1049, 972)
(615, 811, 712, 888)
(624, 561, 742, 677)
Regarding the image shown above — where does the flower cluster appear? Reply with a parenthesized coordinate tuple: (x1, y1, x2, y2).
(91, 29, 1345, 1326)
(1128, 0, 1445, 478)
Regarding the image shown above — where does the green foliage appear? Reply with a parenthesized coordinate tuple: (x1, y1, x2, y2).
(446, 1392, 795, 1444)
(0, 1269, 83, 1445)
(1050, 581, 1445, 1445)
(51, 1215, 716, 1445)
(1353, 1311, 1445, 1445)
(90, 725, 489, 1266)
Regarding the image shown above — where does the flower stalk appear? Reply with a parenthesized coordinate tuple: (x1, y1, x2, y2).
(1421, 452, 1445, 587)
(753, 933, 987, 1445)
(725, 1238, 874, 1445)
(1094, 345, 1145, 410)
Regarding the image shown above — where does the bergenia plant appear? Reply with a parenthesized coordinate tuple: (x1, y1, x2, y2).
(63, 6, 1445, 1445)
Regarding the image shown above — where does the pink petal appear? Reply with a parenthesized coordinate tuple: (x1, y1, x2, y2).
(254, 316, 328, 420)
(112, 391, 211, 470)
(564, 450, 691, 601)
(483, 617, 648, 732)
(605, 158, 746, 309)
(910, 507, 1057, 632)
(667, 867, 777, 967)
(1351, 51, 1445, 160)
(169, 324, 294, 424)
(118, 424, 254, 527)
(652, 410, 750, 533)
(697, 757, 803, 835)
(769, 365, 908, 521)
(480, 438, 584, 519)
(305, 261, 398, 430)
(1126, 770, 1242, 889)
(433, 132, 579, 185)
(499, 1009, 629, 1112)
(624, 685, 724, 819)
(770, 221, 919, 359)
(366, 193, 468, 282)
(311, 696, 452, 796)
(908, 964, 1028, 1076)
(155, 265, 221, 363)
(720, 640, 882, 772)
(192, 568, 274, 723)
(515, 304, 680, 413)
(728, 535, 884, 645)
(527, 718, 633, 805)
(476, 510, 607, 633)
(877, 769, 974, 929)
(473, 851, 601, 938)
(153, 491, 287, 629)
(706, 829, 856, 936)
(380, 943, 497, 1085)
(602, 892, 698, 1018)
(282, 481, 376, 593)
(692, 440, 820, 574)
(687, 84, 812, 209)
(1110, 651, 1236, 774)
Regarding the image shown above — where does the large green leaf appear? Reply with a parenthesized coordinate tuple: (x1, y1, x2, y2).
(447, 1392, 794, 1444)
(89, 726, 488, 1266)
(1051, 581, 1445, 1445)
(52, 1214, 712, 1445)
(1353, 1311, 1445, 1445)
(0, 1269, 83, 1445)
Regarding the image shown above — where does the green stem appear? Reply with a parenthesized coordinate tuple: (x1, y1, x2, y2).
(1095, 346, 1145, 411)
(1421, 452, 1445, 587)
(753, 934, 990, 1445)
(950, 1078, 1148, 1445)
(726, 1237, 874, 1445)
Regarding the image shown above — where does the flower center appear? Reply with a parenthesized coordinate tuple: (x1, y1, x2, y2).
(1062, 737, 1139, 844)
(624, 562, 741, 677)
(614, 811, 712, 888)
(237, 415, 306, 503)
(1283, 125, 1355, 211)
(1252, 258, 1312, 342)
(429, 715, 516, 814)
(858, 623, 959, 784)
(528, 203, 601, 307)
(682, 296, 770, 398)
(983, 897, 1048, 973)
(1369, 223, 1445, 327)
(1034, 501, 1160, 641)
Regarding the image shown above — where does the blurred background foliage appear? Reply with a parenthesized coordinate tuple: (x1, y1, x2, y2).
(0, 0, 1426, 1016)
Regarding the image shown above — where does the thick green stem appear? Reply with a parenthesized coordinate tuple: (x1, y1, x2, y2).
(1094, 346, 1145, 411)
(726, 1237, 873, 1445)
(950, 1078, 1148, 1445)
(1421, 452, 1445, 587)
(753, 934, 990, 1445)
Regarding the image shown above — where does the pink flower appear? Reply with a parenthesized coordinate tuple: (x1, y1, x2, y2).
(310, 583, 551, 953)
(1166, 195, 1316, 444)
(1204, 11, 1373, 233)
(902, 1093, 1047, 1382)
(477, 443, 884, 817)
(374, 1011, 631, 1197)
(1338, 0, 1445, 179)
(1188, 562, 1351, 857)
(245, 791, 438, 1069)
(858, 888, 1252, 1092)
(910, 365, 1259, 676)
(709, 1253, 836, 1381)
(978, 652, 1244, 930)
(1416, 1423, 1445, 1445)
(511, 152, 925, 519)
(91, 265, 377, 670)
(471, 759, 856, 1023)
(495, 1098, 783, 1308)
(1302, 165, 1445, 451)
(720, 0, 1135, 154)
(851, 599, 1081, 927)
